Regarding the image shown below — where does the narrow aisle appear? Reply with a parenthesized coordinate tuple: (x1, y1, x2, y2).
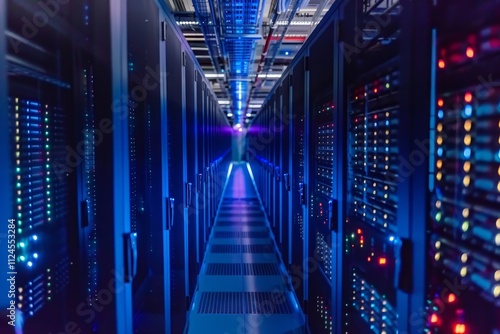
(186, 163, 306, 334)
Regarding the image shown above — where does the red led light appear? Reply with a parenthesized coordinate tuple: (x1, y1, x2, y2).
(379, 257, 387, 265)
(448, 293, 456, 303)
(374, 88, 378, 93)
(357, 229, 362, 234)
(466, 47, 474, 58)
(438, 59, 446, 68)
(374, 114, 378, 120)
(453, 323, 466, 334)
(367, 257, 371, 262)
(438, 99, 444, 107)
(464, 92, 473, 103)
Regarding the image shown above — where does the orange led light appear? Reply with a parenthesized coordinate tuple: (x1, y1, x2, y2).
(374, 88, 378, 93)
(379, 257, 387, 265)
(454, 323, 466, 334)
(438, 59, 445, 68)
(430, 314, 439, 324)
(448, 293, 457, 303)
(438, 99, 444, 107)
(464, 92, 472, 103)
(466, 47, 474, 58)
(357, 229, 362, 234)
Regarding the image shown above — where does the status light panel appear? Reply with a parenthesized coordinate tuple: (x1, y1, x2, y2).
(346, 69, 400, 333)
(427, 15, 500, 332)
(11, 97, 70, 318)
(349, 70, 400, 233)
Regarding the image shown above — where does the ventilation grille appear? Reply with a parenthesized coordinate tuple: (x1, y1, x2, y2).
(198, 292, 244, 314)
(245, 292, 293, 314)
(210, 244, 274, 253)
(243, 244, 274, 253)
(210, 244, 241, 253)
(213, 231, 269, 238)
(243, 263, 281, 276)
(197, 292, 293, 314)
(216, 220, 265, 227)
(206, 263, 242, 275)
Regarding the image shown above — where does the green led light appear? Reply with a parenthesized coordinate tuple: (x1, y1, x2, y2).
(16, 168, 20, 173)
(351, 233, 355, 239)
(16, 183, 21, 188)
(19, 242, 25, 248)
(17, 213, 22, 218)
(17, 198, 21, 203)
(47, 283, 51, 287)
(46, 178, 50, 182)
(45, 118, 48, 122)
(19, 256, 25, 261)
(385, 83, 390, 89)
(18, 228, 22, 234)
(435, 212, 442, 222)
(45, 131, 49, 135)
(47, 211, 51, 215)
(18, 221, 21, 226)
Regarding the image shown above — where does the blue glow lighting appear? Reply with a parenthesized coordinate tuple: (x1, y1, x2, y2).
(464, 148, 471, 159)
(464, 105, 472, 117)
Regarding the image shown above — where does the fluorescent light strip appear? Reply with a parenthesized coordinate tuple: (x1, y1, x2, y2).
(205, 74, 225, 78)
(218, 100, 230, 105)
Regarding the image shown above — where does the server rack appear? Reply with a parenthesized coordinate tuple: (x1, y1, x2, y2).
(306, 17, 336, 332)
(426, 1, 500, 333)
(290, 57, 308, 306)
(1, 0, 137, 333)
(281, 76, 292, 269)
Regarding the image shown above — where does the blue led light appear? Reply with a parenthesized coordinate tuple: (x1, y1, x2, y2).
(437, 110, 444, 119)
(464, 105, 472, 117)
(32, 235, 38, 240)
(464, 148, 471, 159)
(33, 253, 38, 259)
(437, 148, 443, 157)
(27, 261, 33, 267)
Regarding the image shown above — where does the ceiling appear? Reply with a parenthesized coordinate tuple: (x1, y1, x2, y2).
(166, 0, 336, 127)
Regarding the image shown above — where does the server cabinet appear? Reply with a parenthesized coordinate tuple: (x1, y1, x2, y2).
(307, 18, 336, 333)
(165, 21, 187, 334)
(272, 91, 282, 243)
(274, 86, 284, 251)
(342, 0, 432, 332)
(127, 1, 168, 332)
(426, 1, 500, 333)
(196, 78, 206, 265)
(342, 1, 403, 332)
(282, 76, 293, 268)
(290, 57, 307, 306)
(184, 54, 197, 300)
(1, 0, 132, 333)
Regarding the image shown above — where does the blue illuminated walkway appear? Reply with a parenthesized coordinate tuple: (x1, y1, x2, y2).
(186, 162, 305, 334)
